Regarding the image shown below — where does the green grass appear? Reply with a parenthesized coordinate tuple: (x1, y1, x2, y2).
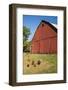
(23, 53, 57, 74)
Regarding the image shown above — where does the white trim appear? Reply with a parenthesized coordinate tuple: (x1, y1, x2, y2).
(16, 8, 64, 82)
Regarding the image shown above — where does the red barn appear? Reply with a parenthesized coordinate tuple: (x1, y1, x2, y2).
(31, 20, 57, 54)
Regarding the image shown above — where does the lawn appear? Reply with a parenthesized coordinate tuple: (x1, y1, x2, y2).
(23, 53, 57, 74)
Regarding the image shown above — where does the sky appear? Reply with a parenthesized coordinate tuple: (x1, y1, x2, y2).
(23, 15, 57, 41)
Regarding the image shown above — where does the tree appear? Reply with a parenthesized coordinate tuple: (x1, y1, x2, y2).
(23, 41, 31, 52)
(23, 26, 31, 52)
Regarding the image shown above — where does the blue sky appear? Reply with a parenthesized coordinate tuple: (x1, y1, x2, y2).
(23, 15, 57, 41)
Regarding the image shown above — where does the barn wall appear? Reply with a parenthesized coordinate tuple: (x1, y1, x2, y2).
(32, 22, 57, 42)
(31, 22, 57, 54)
(31, 41, 40, 53)
(50, 37, 57, 53)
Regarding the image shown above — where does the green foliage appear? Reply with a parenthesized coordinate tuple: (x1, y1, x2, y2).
(23, 41, 31, 52)
(23, 26, 31, 52)
(23, 26, 30, 42)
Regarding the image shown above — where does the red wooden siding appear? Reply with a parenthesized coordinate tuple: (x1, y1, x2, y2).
(31, 20, 57, 54)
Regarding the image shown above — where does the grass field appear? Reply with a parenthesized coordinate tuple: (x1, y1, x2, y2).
(23, 53, 57, 74)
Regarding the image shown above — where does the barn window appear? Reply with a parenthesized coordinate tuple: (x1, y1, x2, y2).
(42, 23, 44, 27)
